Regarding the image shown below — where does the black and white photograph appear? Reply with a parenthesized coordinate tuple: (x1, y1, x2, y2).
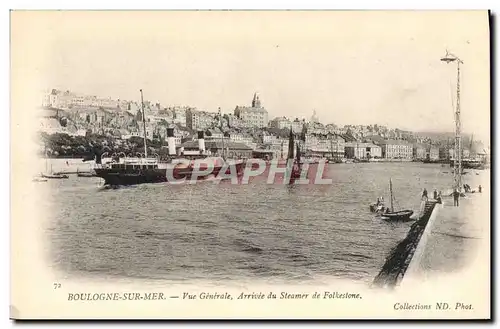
(10, 9, 491, 319)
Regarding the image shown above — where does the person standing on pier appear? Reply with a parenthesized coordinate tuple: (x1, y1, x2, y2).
(478, 185, 482, 193)
(433, 189, 438, 200)
(422, 188, 428, 201)
(453, 189, 460, 206)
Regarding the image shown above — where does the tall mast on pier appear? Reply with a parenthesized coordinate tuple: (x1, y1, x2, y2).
(441, 50, 463, 192)
(139, 89, 148, 158)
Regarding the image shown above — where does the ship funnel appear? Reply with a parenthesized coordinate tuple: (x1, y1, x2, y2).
(167, 127, 176, 155)
(198, 130, 206, 154)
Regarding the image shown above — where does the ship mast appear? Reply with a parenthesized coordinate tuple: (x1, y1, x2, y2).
(218, 108, 226, 160)
(287, 126, 294, 159)
(389, 178, 394, 212)
(441, 51, 463, 192)
(139, 89, 148, 158)
(330, 137, 334, 158)
(469, 133, 474, 157)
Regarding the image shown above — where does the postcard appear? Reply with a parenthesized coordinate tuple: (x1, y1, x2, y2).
(10, 10, 491, 319)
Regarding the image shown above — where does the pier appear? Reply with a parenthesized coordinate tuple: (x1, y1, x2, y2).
(374, 170, 489, 289)
(402, 189, 489, 284)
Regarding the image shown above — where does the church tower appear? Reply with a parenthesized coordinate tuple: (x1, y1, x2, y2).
(252, 92, 262, 108)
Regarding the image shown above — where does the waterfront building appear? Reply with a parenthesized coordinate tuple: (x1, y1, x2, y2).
(179, 140, 253, 159)
(413, 143, 428, 160)
(261, 133, 290, 159)
(305, 133, 345, 158)
(428, 146, 440, 161)
(252, 149, 276, 160)
(379, 140, 413, 159)
(439, 147, 450, 160)
(344, 142, 382, 159)
(449, 148, 471, 159)
(234, 93, 269, 128)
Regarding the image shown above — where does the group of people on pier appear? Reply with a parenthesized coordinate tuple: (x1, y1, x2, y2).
(421, 184, 482, 207)
(421, 188, 443, 204)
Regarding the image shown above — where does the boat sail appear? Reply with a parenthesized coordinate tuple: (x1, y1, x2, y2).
(380, 178, 414, 221)
(39, 144, 69, 179)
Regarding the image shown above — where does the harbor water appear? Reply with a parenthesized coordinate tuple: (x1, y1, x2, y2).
(38, 161, 487, 285)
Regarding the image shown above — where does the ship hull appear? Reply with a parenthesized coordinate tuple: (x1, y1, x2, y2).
(94, 163, 245, 186)
(449, 160, 484, 169)
(94, 168, 167, 186)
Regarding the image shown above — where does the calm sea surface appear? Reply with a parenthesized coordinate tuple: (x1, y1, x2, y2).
(41, 162, 484, 285)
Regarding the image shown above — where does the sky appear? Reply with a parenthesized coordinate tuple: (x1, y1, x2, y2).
(11, 10, 491, 143)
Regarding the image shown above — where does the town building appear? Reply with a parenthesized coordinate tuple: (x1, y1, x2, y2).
(229, 133, 257, 150)
(413, 143, 428, 160)
(172, 107, 187, 127)
(428, 146, 440, 161)
(268, 117, 304, 133)
(291, 118, 306, 134)
(379, 140, 413, 159)
(305, 133, 345, 159)
(225, 113, 246, 129)
(439, 147, 450, 160)
(186, 108, 216, 130)
(268, 116, 291, 130)
(449, 148, 471, 159)
(234, 93, 269, 128)
(42, 89, 126, 110)
(261, 133, 290, 159)
(179, 140, 253, 159)
(324, 123, 340, 134)
(307, 121, 327, 135)
(344, 142, 382, 159)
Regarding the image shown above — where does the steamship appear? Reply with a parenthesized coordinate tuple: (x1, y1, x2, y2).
(93, 90, 245, 187)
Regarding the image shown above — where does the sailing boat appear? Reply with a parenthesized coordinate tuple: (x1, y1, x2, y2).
(380, 178, 414, 221)
(77, 167, 96, 177)
(40, 146, 69, 179)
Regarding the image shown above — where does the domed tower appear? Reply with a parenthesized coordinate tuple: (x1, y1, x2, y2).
(252, 92, 262, 108)
(310, 109, 319, 123)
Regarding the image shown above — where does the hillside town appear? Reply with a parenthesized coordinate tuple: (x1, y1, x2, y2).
(37, 88, 489, 163)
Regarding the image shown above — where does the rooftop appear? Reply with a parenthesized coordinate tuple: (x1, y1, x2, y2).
(180, 140, 253, 150)
(378, 139, 412, 145)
